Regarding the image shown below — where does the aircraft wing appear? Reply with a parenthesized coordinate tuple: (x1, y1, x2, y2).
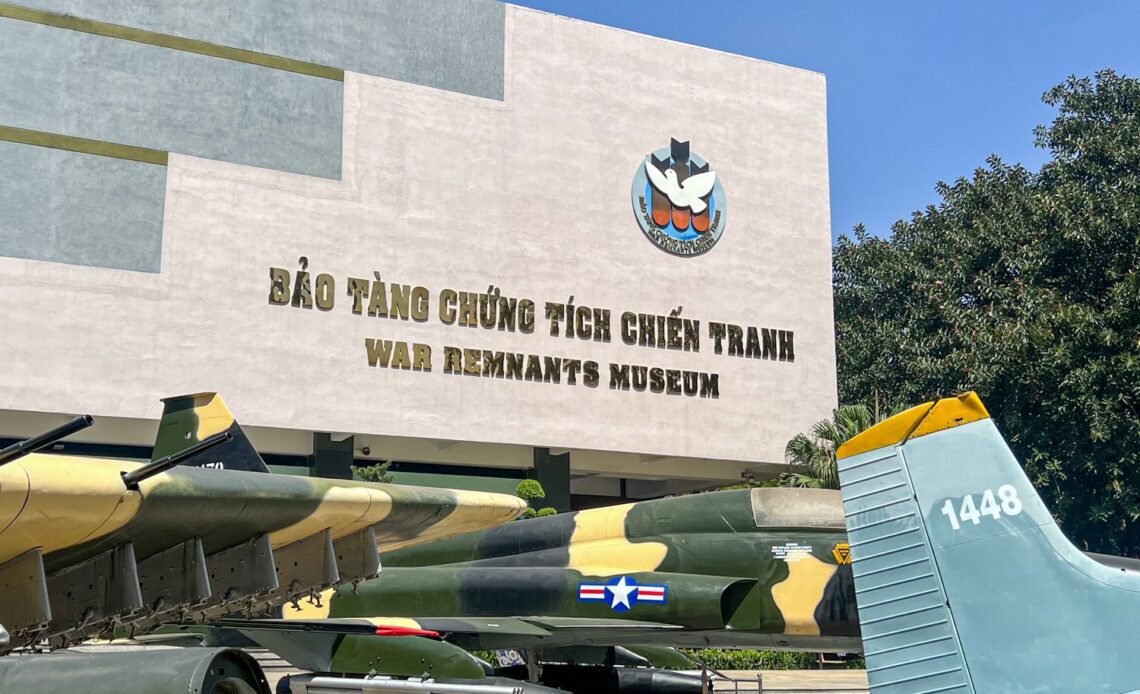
(222, 615, 681, 640)
(225, 613, 684, 650)
(215, 614, 685, 675)
(208, 617, 485, 679)
(397, 614, 686, 646)
(0, 393, 526, 651)
(439, 615, 685, 650)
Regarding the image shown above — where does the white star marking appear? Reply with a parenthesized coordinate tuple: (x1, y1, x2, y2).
(606, 576, 637, 610)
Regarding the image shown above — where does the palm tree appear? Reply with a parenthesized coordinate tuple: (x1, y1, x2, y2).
(782, 404, 880, 489)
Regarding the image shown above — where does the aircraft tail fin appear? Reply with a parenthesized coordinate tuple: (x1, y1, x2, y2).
(837, 392, 1140, 694)
(153, 392, 269, 473)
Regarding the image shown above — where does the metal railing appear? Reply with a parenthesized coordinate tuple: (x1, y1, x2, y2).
(702, 667, 763, 692)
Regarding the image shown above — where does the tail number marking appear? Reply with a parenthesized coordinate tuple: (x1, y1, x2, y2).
(939, 485, 1022, 531)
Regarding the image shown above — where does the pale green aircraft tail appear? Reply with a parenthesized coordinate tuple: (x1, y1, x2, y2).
(837, 392, 1140, 694)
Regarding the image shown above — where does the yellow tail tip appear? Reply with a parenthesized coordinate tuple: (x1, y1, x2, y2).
(157, 392, 236, 440)
(836, 391, 990, 460)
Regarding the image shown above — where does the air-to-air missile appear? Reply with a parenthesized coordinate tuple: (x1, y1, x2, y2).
(0, 392, 527, 694)
(237, 485, 860, 694)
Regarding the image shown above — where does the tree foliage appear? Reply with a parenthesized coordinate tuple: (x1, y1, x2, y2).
(783, 405, 881, 489)
(353, 461, 394, 484)
(835, 70, 1140, 556)
(515, 479, 546, 502)
(515, 479, 557, 518)
(684, 648, 821, 671)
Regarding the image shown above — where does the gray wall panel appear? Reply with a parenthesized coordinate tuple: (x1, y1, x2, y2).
(0, 141, 165, 272)
(18, 0, 505, 99)
(0, 19, 343, 179)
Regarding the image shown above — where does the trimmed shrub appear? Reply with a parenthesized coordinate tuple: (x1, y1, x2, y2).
(515, 479, 545, 502)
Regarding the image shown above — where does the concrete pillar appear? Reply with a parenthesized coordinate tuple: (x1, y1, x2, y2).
(532, 447, 570, 512)
(309, 432, 354, 480)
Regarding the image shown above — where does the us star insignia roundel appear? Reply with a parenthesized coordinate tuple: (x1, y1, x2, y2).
(578, 576, 668, 612)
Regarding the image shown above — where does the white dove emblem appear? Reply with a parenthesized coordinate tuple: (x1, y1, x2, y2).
(644, 161, 717, 214)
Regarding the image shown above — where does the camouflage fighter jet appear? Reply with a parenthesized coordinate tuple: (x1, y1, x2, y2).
(0, 392, 526, 693)
(836, 392, 1140, 694)
(235, 486, 861, 693)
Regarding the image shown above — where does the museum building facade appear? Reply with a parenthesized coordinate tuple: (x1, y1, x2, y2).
(0, 0, 836, 508)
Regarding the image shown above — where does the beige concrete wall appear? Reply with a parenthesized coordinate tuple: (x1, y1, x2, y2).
(0, 7, 835, 471)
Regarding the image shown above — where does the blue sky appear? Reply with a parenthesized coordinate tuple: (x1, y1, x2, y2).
(507, 1, 1140, 240)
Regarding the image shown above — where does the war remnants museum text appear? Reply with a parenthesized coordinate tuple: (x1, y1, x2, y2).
(268, 259, 797, 399)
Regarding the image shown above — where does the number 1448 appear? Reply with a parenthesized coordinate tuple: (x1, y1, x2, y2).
(940, 485, 1023, 531)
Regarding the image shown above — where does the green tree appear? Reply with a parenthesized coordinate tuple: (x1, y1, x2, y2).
(515, 479, 557, 518)
(783, 405, 879, 489)
(353, 461, 393, 484)
(834, 70, 1140, 556)
(515, 479, 545, 503)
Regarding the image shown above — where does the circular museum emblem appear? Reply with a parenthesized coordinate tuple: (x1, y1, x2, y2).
(631, 138, 727, 257)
